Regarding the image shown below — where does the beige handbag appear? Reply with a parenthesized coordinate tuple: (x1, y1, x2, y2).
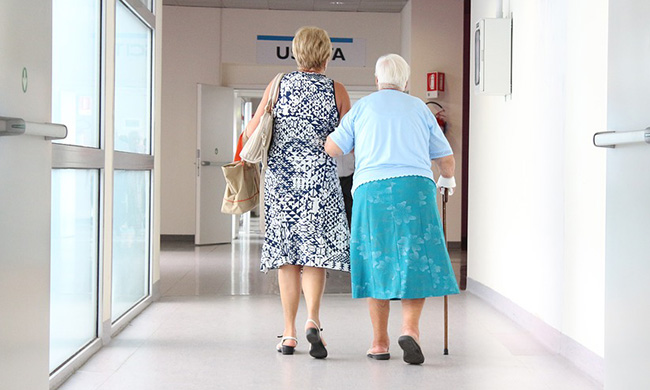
(239, 72, 284, 168)
(221, 132, 260, 215)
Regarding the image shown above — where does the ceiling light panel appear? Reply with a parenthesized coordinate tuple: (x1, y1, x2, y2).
(314, 0, 360, 12)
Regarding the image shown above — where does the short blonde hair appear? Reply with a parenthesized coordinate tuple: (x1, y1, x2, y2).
(375, 54, 410, 91)
(292, 26, 332, 71)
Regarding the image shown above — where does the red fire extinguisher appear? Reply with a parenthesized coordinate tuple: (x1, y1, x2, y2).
(426, 101, 448, 134)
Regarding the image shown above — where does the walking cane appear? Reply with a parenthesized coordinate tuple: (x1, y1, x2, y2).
(442, 188, 449, 355)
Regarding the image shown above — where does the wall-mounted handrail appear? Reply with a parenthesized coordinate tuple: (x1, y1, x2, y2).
(593, 128, 650, 148)
(0, 116, 67, 140)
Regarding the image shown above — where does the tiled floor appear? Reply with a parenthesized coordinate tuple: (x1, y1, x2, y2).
(57, 237, 602, 390)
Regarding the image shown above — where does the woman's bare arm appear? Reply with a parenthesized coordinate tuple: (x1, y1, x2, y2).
(334, 81, 351, 121)
(325, 137, 344, 157)
(245, 80, 273, 138)
(433, 155, 455, 178)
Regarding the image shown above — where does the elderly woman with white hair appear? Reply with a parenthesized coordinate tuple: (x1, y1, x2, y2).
(325, 53, 459, 365)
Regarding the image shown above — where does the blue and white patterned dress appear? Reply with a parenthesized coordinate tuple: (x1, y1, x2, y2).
(260, 71, 350, 273)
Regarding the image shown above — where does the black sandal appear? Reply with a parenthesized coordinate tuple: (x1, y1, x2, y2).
(367, 349, 391, 360)
(276, 336, 298, 355)
(305, 319, 328, 359)
(398, 335, 425, 365)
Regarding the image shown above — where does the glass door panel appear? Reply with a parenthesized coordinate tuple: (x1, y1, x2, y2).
(52, 0, 101, 148)
(50, 169, 99, 371)
(112, 170, 151, 321)
(115, 1, 152, 154)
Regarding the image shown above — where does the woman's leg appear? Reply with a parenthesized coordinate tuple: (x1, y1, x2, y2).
(401, 298, 426, 339)
(302, 266, 328, 358)
(368, 298, 391, 353)
(398, 298, 426, 364)
(301, 266, 327, 329)
(278, 264, 302, 347)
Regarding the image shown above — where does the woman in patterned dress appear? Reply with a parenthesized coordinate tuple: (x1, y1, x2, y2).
(325, 54, 459, 365)
(244, 26, 351, 359)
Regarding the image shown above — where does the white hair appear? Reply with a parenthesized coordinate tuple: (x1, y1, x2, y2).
(374, 54, 410, 91)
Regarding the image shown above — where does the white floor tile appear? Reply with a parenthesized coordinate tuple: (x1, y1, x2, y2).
(56, 239, 602, 390)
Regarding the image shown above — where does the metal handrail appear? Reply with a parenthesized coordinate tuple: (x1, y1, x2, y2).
(593, 128, 650, 148)
(0, 116, 67, 140)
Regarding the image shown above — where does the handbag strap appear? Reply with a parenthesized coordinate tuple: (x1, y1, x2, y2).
(264, 72, 284, 114)
(257, 73, 283, 233)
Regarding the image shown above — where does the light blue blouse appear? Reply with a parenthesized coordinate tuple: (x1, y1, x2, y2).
(329, 89, 452, 194)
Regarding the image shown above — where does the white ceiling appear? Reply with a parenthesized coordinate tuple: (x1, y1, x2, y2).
(162, 0, 409, 13)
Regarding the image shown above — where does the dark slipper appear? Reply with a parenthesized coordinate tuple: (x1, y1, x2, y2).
(366, 350, 390, 360)
(306, 327, 328, 359)
(276, 336, 298, 355)
(398, 335, 425, 365)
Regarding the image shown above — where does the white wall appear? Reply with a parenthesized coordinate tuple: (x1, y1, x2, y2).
(400, 1, 412, 63)
(468, 0, 606, 370)
(403, 0, 465, 242)
(161, 4, 469, 238)
(161, 6, 222, 234)
(562, 0, 607, 360)
(161, 6, 401, 235)
(221, 8, 401, 88)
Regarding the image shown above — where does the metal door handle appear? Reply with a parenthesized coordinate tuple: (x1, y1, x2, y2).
(0, 116, 67, 140)
(200, 161, 229, 167)
(593, 128, 650, 148)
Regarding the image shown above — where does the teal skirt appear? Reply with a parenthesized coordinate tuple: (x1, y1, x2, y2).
(350, 176, 460, 299)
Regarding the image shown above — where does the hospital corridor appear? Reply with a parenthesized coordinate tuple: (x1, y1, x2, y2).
(1, 0, 649, 389)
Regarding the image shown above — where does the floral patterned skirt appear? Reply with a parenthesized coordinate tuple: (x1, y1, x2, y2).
(350, 176, 459, 299)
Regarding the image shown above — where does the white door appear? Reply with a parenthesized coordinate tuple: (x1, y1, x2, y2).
(603, 1, 650, 388)
(0, 1, 54, 389)
(195, 84, 235, 245)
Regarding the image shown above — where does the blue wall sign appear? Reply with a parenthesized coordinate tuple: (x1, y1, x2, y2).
(256, 35, 366, 67)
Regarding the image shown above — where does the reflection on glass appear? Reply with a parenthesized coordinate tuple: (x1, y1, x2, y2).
(112, 170, 151, 321)
(50, 169, 99, 372)
(115, 2, 152, 154)
(52, 0, 101, 148)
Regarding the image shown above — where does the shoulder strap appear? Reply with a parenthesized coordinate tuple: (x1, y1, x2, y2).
(258, 72, 283, 233)
(264, 72, 285, 113)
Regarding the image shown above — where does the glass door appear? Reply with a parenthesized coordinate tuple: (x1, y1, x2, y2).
(111, 0, 154, 322)
(50, 0, 158, 381)
(50, 0, 102, 373)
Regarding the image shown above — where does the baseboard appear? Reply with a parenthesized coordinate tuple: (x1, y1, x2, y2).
(161, 234, 194, 242)
(159, 235, 459, 247)
(466, 278, 604, 385)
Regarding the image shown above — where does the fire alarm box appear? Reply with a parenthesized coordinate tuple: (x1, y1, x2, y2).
(426, 72, 445, 99)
